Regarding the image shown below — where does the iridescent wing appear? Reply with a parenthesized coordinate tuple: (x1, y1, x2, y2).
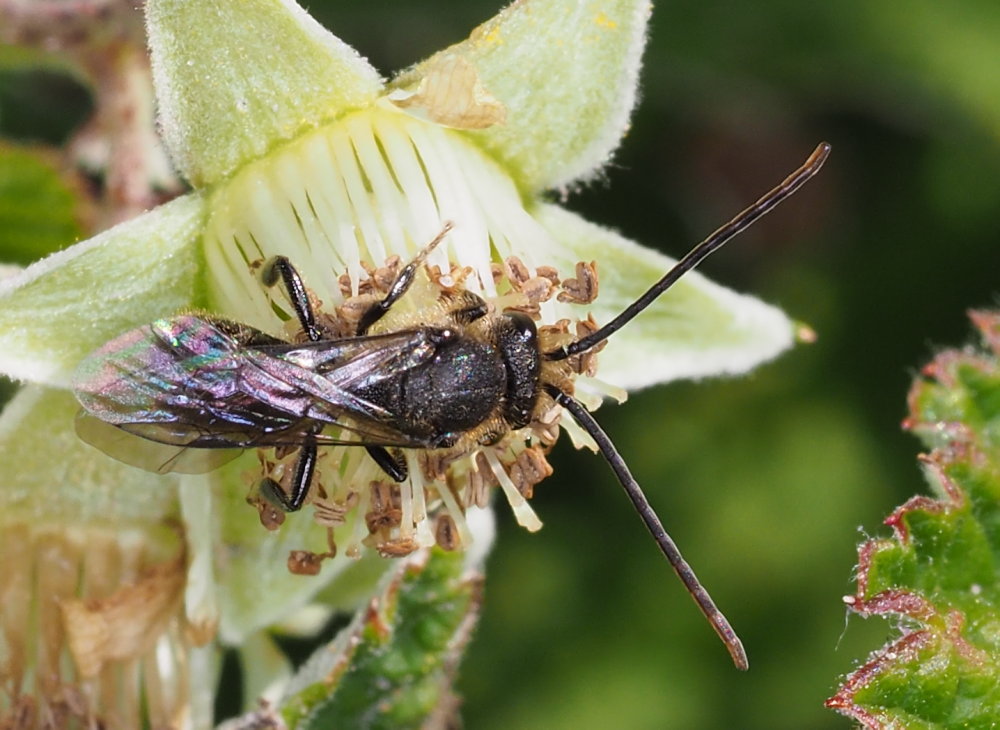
(74, 412, 245, 474)
(73, 315, 442, 473)
(75, 315, 296, 447)
(73, 412, 420, 475)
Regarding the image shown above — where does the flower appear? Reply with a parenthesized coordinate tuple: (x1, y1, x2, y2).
(0, 0, 796, 722)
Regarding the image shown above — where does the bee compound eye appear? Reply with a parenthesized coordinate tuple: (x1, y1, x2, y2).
(498, 312, 542, 429)
(504, 312, 538, 342)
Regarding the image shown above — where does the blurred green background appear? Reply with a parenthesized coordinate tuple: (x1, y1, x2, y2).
(3, 1, 999, 728)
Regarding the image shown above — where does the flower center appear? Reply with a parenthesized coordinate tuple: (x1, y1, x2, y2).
(202, 104, 557, 332)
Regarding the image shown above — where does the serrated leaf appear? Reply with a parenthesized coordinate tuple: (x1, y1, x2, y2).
(829, 310, 1000, 729)
(277, 549, 482, 729)
(0, 144, 86, 263)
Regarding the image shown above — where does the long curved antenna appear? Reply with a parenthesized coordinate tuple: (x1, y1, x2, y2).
(547, 142, 831, 361)
(545, 384, 749, 670)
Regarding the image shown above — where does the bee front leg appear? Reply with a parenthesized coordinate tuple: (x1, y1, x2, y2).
(356, 257, 424, 335)
(357, 223, 454, 335)
(261, 256, 322, 342)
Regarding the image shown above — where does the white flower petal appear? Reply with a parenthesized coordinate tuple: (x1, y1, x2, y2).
(180, 475, 219, 645)
(202, 107, 551, 326)
(532, 203, 795, 389)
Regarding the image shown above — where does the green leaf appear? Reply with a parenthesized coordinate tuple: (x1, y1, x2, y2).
(0, 44, 75, 73)
(395, 0, 651, 193)
(0, 144, 86, 263)
(532, 203, 794, 389)
(829, 310, 1000, 728)
(277, 549, 482, 729)
(0, 192, 204, 386)
(147, 0, 384, 187)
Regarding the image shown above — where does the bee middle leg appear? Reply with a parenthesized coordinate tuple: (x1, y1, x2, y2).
(366, 446, 408, 482)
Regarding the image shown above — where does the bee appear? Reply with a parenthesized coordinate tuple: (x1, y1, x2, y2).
(73, 143, 830, 670)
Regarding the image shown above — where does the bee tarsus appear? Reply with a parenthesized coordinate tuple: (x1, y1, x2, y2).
(365, 445, 408, 482)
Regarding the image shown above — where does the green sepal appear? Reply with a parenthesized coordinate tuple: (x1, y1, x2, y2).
(394, 0, 650, 193)
(0, 192, 204, 386)
(146, 0, 384, 187)
(533, 203, 794, 389)
(277, 549, 482, 729)
(829, 310, 1000, 728)
(238, 631, 294, 712)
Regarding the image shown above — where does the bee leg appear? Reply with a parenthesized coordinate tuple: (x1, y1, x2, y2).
(286, 438, 319, 510)
(356, 258, 422, 335)
(357, 223, 454, 335)
(445, 291, 489, 325)
(260, 437, 318, 512)
(261, 256, 322, 342)
(366, 446, 408, 482)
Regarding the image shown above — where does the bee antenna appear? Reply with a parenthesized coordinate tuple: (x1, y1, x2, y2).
(544, 384, 750, 671)
(416, 221, 455, 262)
(545, 142, 831, 362)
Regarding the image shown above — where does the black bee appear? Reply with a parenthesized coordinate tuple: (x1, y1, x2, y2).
(74, 143, 831, 669)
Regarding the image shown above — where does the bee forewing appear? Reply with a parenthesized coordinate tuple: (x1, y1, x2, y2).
(74, 412, 243, 474)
